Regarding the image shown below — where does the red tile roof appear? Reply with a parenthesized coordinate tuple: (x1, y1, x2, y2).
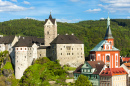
(122, 57, 130, 62)
(100, 67, 128, 76)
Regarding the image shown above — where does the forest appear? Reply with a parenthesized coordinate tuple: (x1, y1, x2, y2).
(0, 19, 129, 57)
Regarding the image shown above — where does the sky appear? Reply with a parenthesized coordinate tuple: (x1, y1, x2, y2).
(0, 0, 130, 23)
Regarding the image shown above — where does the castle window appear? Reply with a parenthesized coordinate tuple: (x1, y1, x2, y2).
(47, 31, 49, 34)
(66, 46, 71, 50)
(72, 53, 74, 55)
(61, 48, 62, 50)
(61, 53, 62, 55)
(106, 55, 110, 61)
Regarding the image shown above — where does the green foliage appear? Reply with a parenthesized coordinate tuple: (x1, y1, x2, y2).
(75, 74, 92, 86)
(0, 19, 129, 56)
(19, 57, 67, 86)
(3, 62, 13, 70)
(63, 65, 76, 71)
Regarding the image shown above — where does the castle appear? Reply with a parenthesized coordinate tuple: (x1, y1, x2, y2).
(0, 14, 85, 79)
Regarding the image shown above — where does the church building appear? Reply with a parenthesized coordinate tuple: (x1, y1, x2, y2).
(89, 16, 120, 68)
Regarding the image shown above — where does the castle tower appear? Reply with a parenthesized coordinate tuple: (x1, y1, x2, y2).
(44, 13, 57, 46)
(104, 15, 114, 46)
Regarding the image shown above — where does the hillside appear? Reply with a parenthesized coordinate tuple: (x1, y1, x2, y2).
(0, 19, 129, 57)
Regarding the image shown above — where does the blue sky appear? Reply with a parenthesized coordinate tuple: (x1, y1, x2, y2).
(0, 0, 130, 23)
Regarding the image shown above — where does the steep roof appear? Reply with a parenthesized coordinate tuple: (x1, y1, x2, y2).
(100, 67, 128, 76)
(73, 64, 83, 74)
(44, 14, 56, 25)
(73, 61, 105, 74)
(87, 61, 105, 74)
(0, 35, 15, 44)
(90, 40, 119, 51)
(14, 36, 44, 47)
(104, 26, 113, 39)
(51, 35, 83, 44)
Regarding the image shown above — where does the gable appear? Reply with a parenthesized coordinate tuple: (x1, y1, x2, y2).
(45, 19, 54, 26)
(81, 62, 92, 69)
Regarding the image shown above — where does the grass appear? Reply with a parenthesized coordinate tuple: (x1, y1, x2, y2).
(64, 66, 76, 71)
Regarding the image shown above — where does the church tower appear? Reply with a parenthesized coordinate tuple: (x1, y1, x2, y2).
(44, 13, 57, 46)
(104, 15, 114, 46)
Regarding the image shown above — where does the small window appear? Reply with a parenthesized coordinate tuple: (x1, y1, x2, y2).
(47, 31, 49, 34)
(72, 53, 73, 55)
(72, 48, 73, 50)
(25, 56, 26, 58)
(61, 48, 62, 50)
(61, 53, 62, 55)
(21, 48, 22, 50)
(106, 55, 110, 61)
(25, 48, 26, 50)
(17, 48, 18, 50)
(40, 54, 41, 56)
(81, 48, 82, 50)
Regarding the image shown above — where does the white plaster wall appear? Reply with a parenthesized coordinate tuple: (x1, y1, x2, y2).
(15, 47, 28, 79)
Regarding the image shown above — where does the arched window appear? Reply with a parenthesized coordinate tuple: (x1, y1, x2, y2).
(106, 55, 110, 61)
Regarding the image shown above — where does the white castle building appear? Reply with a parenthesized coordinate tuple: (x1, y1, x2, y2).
(0, 14, 85, 79)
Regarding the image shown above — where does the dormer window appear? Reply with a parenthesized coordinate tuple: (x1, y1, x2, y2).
(86, 64, 88, 67)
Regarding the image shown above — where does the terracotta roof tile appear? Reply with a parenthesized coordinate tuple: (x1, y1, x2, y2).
(100, 67, 128, 76)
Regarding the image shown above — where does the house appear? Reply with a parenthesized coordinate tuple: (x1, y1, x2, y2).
(121, 63, 130, 86)
(89, 16, 120, 68)
(99, 67, 128, 86)
(121, 57, 130, 63)
(0, 35, 18, 65)
(74, 61, 105, 86)
(50, 34, 85, 67)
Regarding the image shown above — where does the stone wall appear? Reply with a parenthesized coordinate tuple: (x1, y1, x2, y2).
(51, 44, 85, 67)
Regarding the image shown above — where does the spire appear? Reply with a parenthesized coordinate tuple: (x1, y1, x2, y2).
(107, 12, 110, 28)
(49, 12, 52, 19)
(104, 25, 113, 39)
(104, 14, 113, 39)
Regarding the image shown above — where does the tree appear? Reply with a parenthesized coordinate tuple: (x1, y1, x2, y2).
(75, 74, 92, 86)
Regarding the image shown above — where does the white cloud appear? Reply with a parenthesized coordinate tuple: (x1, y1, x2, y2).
(99, 0, 130, 13)
(84, 8, 101, 12)
(0, 0, 33, 12)
(25, 17, 35, 20)
(127, 16, 130, 19)
(56, 19, 81, 23)
(70, 0, 80, 2)
(11, 0, 17, 2)
(23, 1, 30, 5)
